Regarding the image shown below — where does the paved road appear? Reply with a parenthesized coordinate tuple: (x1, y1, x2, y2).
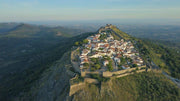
(151, 61, 180, 88)
(162, 71, 180, 88)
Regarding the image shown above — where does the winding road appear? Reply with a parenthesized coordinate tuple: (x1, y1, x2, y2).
(151, 61, 180, 88)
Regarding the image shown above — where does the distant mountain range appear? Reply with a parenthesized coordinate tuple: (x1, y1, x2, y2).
(0, 23, 91, 38)
(63, 24, 180, 42)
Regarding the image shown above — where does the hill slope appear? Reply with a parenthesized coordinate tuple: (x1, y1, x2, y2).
(1, 24, 179, 101)
(0, 23, 95, 101)
(11, 32, 96, 101)
(110, 25, 180, 79)
(117, 24, 180, 42)
(72, 72, 180, 101)
(0, 23, 87, 38)
(70, 25, 180, 101)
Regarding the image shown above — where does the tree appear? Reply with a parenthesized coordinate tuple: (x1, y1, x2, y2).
(118, 65, 123, 70)
(74, 41, 79, 46)
(132, 64, 138, 67)
(91, 58, 97, 62)
(98, 48, 104, 50)
(95, 64, 101, 69)
(120, 57, 126, 64)
(83, 63, 89, 67)
(82, 39, 88, 44)
(99, 34, 107, 40)
(107, 64, 113, 71)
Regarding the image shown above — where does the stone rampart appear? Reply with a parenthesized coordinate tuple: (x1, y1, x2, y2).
(69, 82, 85, 96)
(81, 71, 99, 77)
(103, 65, 146, 77)
(84, 78, 99, 84)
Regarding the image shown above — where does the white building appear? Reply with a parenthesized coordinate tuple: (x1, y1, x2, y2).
(103, 60, 109, 66)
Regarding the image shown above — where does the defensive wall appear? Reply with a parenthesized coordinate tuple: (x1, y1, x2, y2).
(103, 65, 146, 77)
(69, 77, 99, 96)
(80, 65, 146, 77)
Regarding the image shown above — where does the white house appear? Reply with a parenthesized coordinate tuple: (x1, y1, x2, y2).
(103, 60, 109, 66)
(114, 57, 120, 63)
(122, 65, 130, 69)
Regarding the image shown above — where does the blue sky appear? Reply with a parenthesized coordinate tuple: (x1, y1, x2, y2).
(0, 0, 180, 23)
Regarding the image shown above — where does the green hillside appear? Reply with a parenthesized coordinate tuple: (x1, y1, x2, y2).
(0, 23, 95, 101)
(0, 23, 86, 38)
(72, 72, 180, 101)
(71, 25, 180, 101)
(0, 24, 179, 101)
(110, 25, 180, 79)
(0, 23, 20, 33)
(111, 25, 132, 40)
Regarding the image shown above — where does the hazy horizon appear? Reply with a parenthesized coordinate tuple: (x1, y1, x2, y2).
(0, 0, 180, 25)
(1, 19, 180, 26)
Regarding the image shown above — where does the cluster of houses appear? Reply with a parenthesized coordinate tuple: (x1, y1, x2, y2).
(79, 28, 144, 72)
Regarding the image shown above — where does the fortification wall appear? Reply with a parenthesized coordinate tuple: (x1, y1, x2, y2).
(103, 65, 146, 77)
(70, 74, 78, 81)
(69, 67, 149, 96)
(81, 71, 99, 77)
(136, 69, 146, 73)
(116, 72, 134, 78)
(69, 82, 85, 96)
(81, 65, 146, 77)
(81, 71, 86, 77)
(69, 77, 99, 96)
(115, 68, 147, 78)
(84, 78, 99, 84)
(102, 71, 112, 77)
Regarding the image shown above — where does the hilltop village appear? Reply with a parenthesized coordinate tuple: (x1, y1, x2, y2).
(69, 24, 148, 96)
(78, 24, 144, 73)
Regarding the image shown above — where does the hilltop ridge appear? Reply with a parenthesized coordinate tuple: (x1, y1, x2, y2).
(72, 24, 146, 76)
(3, 24, 179, 101)
(67, 25, 180, 101)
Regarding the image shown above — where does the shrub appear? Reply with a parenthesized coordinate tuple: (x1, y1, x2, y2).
(74, 41, 79, 46)
(132, 64, 138, 67)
